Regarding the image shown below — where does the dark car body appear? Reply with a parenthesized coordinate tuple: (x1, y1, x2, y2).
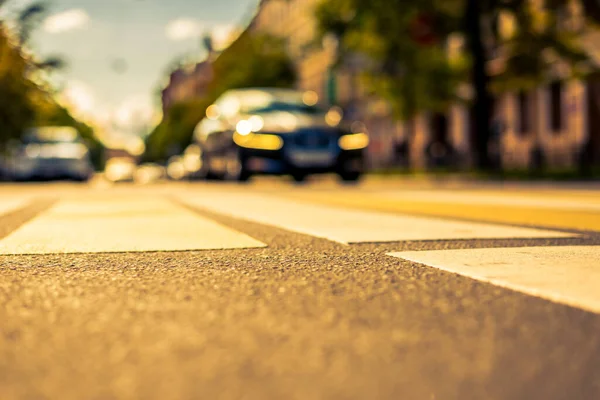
(6, 127, 94, 182)
(193, 88, 368, 182)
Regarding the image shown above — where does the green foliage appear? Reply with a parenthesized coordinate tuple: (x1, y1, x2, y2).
(315, 0, 600, 118)
(486, 0, 595, 91)
(0, 0, 95, 168)
(209, 33, 296, 93)
(15, 2, 45, 44)
(0, 29, 35, 150)
(316, 0, 466, 119)
(31, 90, 104, 169)
(144, 33, 296, 162)
(0, 23, 101, 167)
(144, 99, 210, 162)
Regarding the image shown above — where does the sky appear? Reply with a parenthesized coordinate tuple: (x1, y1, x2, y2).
(4, 0, 256, 141)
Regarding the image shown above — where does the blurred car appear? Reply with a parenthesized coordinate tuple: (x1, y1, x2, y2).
(0, 155, 8, 181)
(105, 157, 137, 183)
(181, 144, 204, 180)
(134, 163, 166, 184)
(193, 88, 368, 182)
(7, 126, 93, 181)
(166, 155, 186, 181)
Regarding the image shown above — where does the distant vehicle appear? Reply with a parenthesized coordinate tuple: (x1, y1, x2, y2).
(181, 144, 203, 180)
(105, 157, 137, 183)
(7, 126, 94, 182)
(0, 156, 8, 181)
(193, 88, 368, 182)
(166, 155, 186, 181)
(134, 163, 166, 184)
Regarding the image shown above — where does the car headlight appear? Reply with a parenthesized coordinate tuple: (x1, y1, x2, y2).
(339, 133, 369, 150)
(233, 132, 284, 151)
(77, 144, 90, 159)
(24, 144, 41, 158)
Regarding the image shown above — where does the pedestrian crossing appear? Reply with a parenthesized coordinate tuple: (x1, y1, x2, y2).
(0, 197, 31, 216)
(0, 197, 265, 254)
(0, 190, 599, 315)
(284, 189, 600, 232)
(180, 192, 575, 244)
(390, 246, 600, 314)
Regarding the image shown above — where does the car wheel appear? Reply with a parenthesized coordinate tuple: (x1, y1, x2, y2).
(225, 150, 251, 182)
(73, 176, 90, 183)
(338, 171, 362, 183)
(291, 172, 307, 183)
(201, 154, 221, 181)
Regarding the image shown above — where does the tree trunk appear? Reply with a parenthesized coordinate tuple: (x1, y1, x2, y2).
(465, 0, 493, 170)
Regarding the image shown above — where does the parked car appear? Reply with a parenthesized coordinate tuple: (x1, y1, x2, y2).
(166, 155, 186, 181)
(6, 126, 93, 181)
(182, 144, 203, 180)
(193, 88, 368, 182)
(134, 163, 166, 184)
(105, 157, 137, 183)
(0, 155, 8, 181)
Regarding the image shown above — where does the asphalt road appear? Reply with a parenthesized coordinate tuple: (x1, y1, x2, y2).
(1, 177, 599, 400)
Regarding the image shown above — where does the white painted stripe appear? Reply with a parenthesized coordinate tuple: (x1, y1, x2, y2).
(390, 246, 600, 313)
(0, 198, 31, 216)
(180, 193, 574, 244)
(0, 198, 265, 255)
(380, 190, 600, 212)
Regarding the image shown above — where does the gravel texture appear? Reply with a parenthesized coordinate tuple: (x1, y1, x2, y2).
(0, 183, 599, 400)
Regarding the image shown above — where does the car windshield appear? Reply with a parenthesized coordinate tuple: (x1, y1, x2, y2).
(231, 90, 325, 116)
(23, 128, 80, 144)
(246, 101, 323, 115)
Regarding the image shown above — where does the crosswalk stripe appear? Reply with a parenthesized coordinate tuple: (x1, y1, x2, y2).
(389, 246, 600, 314)
(0, 197, 266, 255)
(0, 198, 31, 217)
(180, 193, 575, 244)
(283, 190, 600, 232)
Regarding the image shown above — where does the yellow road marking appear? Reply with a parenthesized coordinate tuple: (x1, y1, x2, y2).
(181, 193, 573, 244)
(284, 191, 600, 232)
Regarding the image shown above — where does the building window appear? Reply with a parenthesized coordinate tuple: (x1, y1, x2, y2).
(550, 81, 563, 132)
(517, 91, 530, 135)
(431, 113, 449, 144)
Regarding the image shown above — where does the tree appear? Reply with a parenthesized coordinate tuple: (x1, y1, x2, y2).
(316, 0, 465, 119)
(0, 28, 35, 150)
(144, 33, 296, 162)
(0, 1, 99, 166)
(464, 0, 598, 168)
(0, 1, 66, 73)
(29, 85, 104, 169)
(316, 0, 600, 169)
(208, 33, 296, 94)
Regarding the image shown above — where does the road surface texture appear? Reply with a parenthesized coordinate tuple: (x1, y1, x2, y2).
(1, 177, 599, 400)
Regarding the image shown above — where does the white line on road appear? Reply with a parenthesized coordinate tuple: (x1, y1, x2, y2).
(390, 246, 600, 314)
(0, 197, 266, 255)
(180, 193, 575, 244)
(0, 197, 31, 216)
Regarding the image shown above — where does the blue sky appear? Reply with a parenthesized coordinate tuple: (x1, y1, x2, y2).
(7, 0, 257, 137)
